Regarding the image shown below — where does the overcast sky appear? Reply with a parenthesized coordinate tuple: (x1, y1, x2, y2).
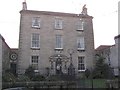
(0, 0, 119, 48)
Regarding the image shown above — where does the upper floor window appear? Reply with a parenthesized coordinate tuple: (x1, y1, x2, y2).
(78, 56, 85, 71)
(32, 17, 41, 29)
(55, 18, 63, 30)
(55, 35, 63, 49)
(31, 33, 40, 49)
(76, 19, 84, 31)
(77, 37, 85, 50)
(31, 56, 39, 71)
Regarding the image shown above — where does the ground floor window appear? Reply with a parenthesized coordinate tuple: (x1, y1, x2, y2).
(31, 56, 39, 71)
(78, 56, 85, 71)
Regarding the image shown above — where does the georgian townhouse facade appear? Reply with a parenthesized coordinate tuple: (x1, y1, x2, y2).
(17, 1, 95, 76)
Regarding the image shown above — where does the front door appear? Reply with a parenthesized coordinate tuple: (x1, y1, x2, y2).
(56, 58, 62, 75)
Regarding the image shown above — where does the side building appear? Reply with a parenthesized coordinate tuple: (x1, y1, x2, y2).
(95, 45, 111, 65)
(114, 35, 120, 76)
(0, 34, 11, 89)
(95, 34, 119, 76)
(0, 34, 11, 73)
(17, 1, 95, 76)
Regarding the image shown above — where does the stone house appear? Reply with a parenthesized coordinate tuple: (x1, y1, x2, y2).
(17, 1, 95, 76)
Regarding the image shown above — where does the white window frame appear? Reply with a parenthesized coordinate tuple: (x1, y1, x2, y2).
(76, 19, 84, 31)
(78, 56, 86, 71)
(32, 17, 41, 29)
(31, 56, 39, 71)
(31, 33, 40, 49)
(55, 35, 63, 49)
(55, 18, 63, 30)
(77, 37, 85, 50)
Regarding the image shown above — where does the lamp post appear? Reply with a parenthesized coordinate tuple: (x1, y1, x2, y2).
(67, 49, 75, 64)
(67, 49, 76, 76)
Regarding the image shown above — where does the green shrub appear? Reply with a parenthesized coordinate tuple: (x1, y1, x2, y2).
(32, 75, 46, 81)
(2, 72, 16, 82)
(46, 75, 62, 81)
(25, 66, 35, 79)
(16, 75, 30, 82)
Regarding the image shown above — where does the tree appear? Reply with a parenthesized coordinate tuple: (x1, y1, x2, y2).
(92, 55, 113, 79)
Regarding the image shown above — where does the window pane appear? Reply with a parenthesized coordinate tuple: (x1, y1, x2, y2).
(31, 56, 39, 70)
(76, 20, 84, 30)
(56, 35, 63, 49)
(31, 33, 40, 48)
(55, 19, 63, 29)
(78, 57, 85, 71)
(77, 37, 85, 49)
(32, 17, 40, 28)
(81, 64, 85, 70)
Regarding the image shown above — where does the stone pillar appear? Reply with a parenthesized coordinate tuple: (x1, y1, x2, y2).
(81, 4, 87, 15)
(50, 62, 56, 75)
(22, 0, 27, 10)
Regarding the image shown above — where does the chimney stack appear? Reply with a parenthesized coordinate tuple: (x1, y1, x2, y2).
(22, 0, 27, 10)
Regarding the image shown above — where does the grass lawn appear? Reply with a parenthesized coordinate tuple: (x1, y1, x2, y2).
(93, 79, 106, 88)
(84, 79, 107, 88)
